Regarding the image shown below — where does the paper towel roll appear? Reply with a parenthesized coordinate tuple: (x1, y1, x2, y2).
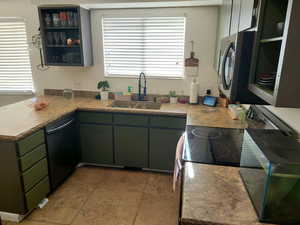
(189, 79, 198, 104)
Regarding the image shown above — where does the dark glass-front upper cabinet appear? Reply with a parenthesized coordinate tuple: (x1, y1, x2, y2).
(248, 0, 300, 107)
(38, 5, 93, 66)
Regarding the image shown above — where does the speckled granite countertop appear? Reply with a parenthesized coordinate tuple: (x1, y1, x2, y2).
(0, 95, 246, 141)
(181, 163, 278, 225)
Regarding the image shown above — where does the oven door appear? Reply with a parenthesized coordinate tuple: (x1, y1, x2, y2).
(221, 41, 236, 90)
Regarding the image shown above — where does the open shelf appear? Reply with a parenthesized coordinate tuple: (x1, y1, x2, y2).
(44, 27, 79, 30)
(261, 0, 288, 40)
(254, 84, 274, 95)
(47, 62, 83, 66)
(260, 37, 283, 43)
(249, 84, 274, 104)
(254, 41, 281, 90)
(46, 45, 80, 48)
(248, 0, 300, 107)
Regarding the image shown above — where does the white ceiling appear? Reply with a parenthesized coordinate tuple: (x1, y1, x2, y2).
(81, 0, 222, 9)
(31, 0, 222, 8)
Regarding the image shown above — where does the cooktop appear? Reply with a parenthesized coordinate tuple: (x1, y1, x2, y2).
(182, 126, 244, 167)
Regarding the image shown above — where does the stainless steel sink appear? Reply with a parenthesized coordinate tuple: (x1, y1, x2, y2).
(109, 100, 161, 110)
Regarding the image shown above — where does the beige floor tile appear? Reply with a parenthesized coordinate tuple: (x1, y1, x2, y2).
(7, 168, 179, 225)
(134, 193, 180, 225)
(98, 169, 149, 192)
(72, 203, 138, 225)
(3, 221, 62, 225)
(82, 187, 143, 211)
(46, 180, 96, 209)
(66, 166, 109, 186)
(144, 173, 179, 198)
(27, 204, 79, 224)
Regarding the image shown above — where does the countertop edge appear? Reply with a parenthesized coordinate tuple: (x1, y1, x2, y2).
(0, 109, 77, 141)
(181, 218, 229, 225)
(77, 106, 187, 116)
(0, 106, 187, 141)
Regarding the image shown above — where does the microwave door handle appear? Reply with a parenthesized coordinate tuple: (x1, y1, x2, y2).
(222, 43, 234, 89)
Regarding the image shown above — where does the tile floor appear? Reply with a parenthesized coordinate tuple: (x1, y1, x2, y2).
(3, 166, 180, 225)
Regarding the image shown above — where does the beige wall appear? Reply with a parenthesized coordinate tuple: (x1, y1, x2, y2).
(0, 1, 220, 97)
(36, 7, 220, 96)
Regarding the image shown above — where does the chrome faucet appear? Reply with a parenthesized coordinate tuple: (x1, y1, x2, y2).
(138, 72, 147, 101)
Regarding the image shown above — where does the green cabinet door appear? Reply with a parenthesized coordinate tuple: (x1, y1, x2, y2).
(149, 128, 184, 171)
(114, 126, 148, 168)
(80, 124, 113, 165)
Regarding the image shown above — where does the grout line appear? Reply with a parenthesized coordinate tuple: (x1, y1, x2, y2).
(68, 208, 82, 225)
(68, 181, 100, 225)
(27, 217, 69, 225)
(131, 174, 150, 225)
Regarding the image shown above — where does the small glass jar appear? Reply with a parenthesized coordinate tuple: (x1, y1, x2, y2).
(63, 89, 74, 99)
(52, 13, 60, 27)
(44, 14, 52, 27)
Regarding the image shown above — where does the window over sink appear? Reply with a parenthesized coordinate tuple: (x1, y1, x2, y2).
(102, 16, 185, 78)
(0, 18, 34, 93)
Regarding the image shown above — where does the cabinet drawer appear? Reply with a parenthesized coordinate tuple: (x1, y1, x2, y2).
(114, 114, 148, 126)
(78, 111, 113, 124)
(20, 144, 46, 172)
(18, 130, 44, 156)
(25, 176, 50, 212)
(150, 116, 186, 129)
(22, 158, 48, 192)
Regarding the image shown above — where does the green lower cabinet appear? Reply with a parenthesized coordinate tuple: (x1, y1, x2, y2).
(114, 126, 148, 168)
(80, 124, 114, 165)
(25, 176, 50, 212)
(149, 128, 184, 171)
(22, 158, 48, 192)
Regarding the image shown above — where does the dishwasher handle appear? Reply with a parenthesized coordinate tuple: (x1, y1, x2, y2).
(46, 118, 75, 134)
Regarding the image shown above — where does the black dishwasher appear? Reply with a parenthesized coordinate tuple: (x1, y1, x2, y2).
(45, 114, 77, 190)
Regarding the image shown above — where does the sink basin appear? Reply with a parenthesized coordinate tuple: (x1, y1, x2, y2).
(109, 100, 161, 110)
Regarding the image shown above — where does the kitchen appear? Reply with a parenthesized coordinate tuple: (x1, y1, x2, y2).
(0, 0, 300, 225)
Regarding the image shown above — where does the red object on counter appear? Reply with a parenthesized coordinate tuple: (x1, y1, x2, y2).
(34, 101, 49, 111)
(178, 97, 189, 104)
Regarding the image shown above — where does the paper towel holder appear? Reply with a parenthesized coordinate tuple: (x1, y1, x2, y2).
(185, 40, 199, 77)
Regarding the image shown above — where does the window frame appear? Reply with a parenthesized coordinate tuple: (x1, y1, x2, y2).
(0, 17, 34, 94)
(101, 15, 186, 79)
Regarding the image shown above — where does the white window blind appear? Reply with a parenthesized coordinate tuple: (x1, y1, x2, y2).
(0, 18, 33, 93)
(102, 16, 185, 78)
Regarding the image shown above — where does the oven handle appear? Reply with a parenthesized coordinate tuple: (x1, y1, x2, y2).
(46, 119, 75, 134)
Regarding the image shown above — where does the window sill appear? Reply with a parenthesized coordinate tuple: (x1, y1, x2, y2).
(104, 75, 184, 80)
